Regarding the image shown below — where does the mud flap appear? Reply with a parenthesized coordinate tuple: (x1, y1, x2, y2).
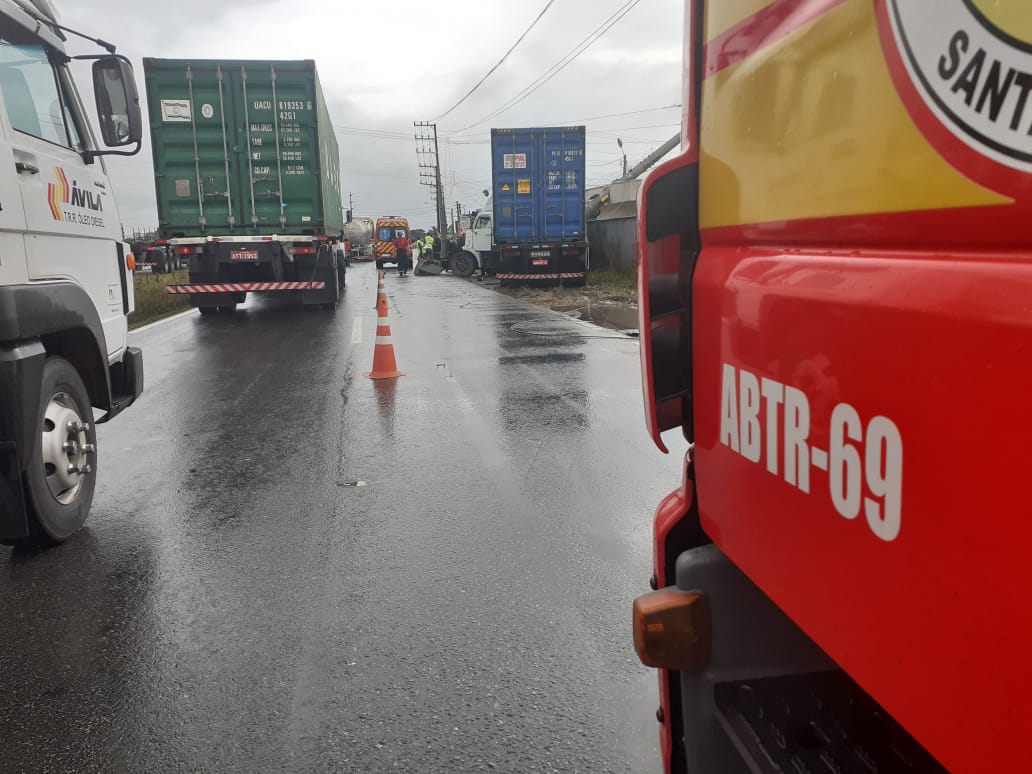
(302, 267, 340, 305)
(0, 341, 45, 540)
(0, 441, 29, 539)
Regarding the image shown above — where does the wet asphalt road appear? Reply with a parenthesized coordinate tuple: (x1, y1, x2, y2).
(0, 263, 685, 773)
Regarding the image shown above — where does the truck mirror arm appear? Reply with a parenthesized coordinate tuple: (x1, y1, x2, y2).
(83, 141, 141, 162)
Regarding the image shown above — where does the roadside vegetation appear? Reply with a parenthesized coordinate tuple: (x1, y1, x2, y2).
(499, 267, 636, 304)
(130, 270, 191, 330)
(492, 267, 638, 329)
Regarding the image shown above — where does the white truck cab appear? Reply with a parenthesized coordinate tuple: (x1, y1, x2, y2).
(449, 195, 496, 278)
(0, 0, 144, 544)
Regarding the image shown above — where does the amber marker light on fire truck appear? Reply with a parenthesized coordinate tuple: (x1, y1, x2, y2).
(633, 588, 710, 671)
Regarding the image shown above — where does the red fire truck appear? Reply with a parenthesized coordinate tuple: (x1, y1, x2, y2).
(633, 2, 1032, 772)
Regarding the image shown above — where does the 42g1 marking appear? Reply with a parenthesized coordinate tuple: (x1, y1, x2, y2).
(719, 364, 904, 542)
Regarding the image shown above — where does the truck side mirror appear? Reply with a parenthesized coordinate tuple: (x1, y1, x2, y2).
(637, 156, 697, 451)
(92, 56, 141, 148)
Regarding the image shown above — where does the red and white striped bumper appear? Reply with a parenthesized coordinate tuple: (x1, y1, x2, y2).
(165, 281, 326, 294)
(495, 273, 586, 280)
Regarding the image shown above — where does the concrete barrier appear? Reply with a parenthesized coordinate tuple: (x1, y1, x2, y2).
(587, 216, 637, 273)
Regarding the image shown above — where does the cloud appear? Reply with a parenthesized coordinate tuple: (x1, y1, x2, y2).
(55, 0, 683, 230)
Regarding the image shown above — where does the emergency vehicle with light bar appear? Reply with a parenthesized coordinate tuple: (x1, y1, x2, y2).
(374, 216, 410, 270)
(0, 0, 144, 544)
(633, 1, 1032, 772)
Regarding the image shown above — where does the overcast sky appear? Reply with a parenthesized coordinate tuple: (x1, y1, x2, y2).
(60, 0, 684, 233)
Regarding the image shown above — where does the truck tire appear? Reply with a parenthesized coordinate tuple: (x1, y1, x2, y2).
(451, 250, 477, 278)
(376, 261, 384, 270)
(198, 307, 217, 315)
(16, 357, 97, 545)
(322, 265, 340, 310)
(217, 303, 238, 313)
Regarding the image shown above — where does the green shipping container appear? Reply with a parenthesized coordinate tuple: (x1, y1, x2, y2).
(143, 58, 343, 238)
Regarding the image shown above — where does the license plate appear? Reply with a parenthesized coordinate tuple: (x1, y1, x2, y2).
(532, 258, 549, 266)
(530, 251, 550, 258)
(231, 250, 259, 262)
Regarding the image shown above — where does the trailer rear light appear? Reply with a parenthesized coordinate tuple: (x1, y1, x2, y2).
(633, 588, 709, 671)
(175, 247, 194, 255)
(294, 246, 315, 254)
(153, 239, 167, 246)
(211, 237, 222, 243)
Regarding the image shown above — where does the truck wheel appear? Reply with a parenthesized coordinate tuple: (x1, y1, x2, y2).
(217, 303, 238, 313)
(198, 307, 217, 315)
(376, 261, 384, 270)
(17, 357, 96, 545)
(331, 264, 341, 300)
(451, 251, 477, 278)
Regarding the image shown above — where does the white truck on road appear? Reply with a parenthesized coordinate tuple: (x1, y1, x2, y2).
(0, 0, 144, 544)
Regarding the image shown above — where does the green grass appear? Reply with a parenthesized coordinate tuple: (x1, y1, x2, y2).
(588, 268, 636, 289)
(129, 270, 191, 330)
(497, 266, 639, 307)
(587, 269, 637, 301)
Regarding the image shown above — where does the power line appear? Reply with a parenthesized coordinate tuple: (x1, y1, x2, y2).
(445, 104, 680, 140)
(589, 122, 681, 134)
(333, 126, 413, 140)
(547, 103, 680, 126)
(433, 0, 557, 121)
(448, 0, 643, 134)
(445, 122, 678, 146)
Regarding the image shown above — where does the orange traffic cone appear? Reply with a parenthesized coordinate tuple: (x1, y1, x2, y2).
(365, 289, 404, 380)
(373, 271, 386, 309)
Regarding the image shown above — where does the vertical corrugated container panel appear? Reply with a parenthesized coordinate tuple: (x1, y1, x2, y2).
(143, 58, 344, 237)
(491, 126, 586, 243)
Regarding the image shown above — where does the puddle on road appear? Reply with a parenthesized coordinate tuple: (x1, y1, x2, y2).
(565, 301, 638, 332)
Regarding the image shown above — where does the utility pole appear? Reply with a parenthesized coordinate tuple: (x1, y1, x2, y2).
(455, 201, 462, 231)
(414, 121, 447, 240)
(347, 192, 354, 222)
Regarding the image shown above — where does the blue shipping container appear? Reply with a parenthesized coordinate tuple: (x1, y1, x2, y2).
(491, 127, 586, 244)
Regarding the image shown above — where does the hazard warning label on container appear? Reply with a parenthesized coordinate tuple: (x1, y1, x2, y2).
(501, 183, 511, 191)
(503, 153, 527, 169)
(517, 180, 531, 194)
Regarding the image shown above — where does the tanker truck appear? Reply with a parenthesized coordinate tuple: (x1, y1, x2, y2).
(343, 215, 374, 261)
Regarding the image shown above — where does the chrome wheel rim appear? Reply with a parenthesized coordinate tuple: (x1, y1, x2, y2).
(41, 392, 92, 505)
